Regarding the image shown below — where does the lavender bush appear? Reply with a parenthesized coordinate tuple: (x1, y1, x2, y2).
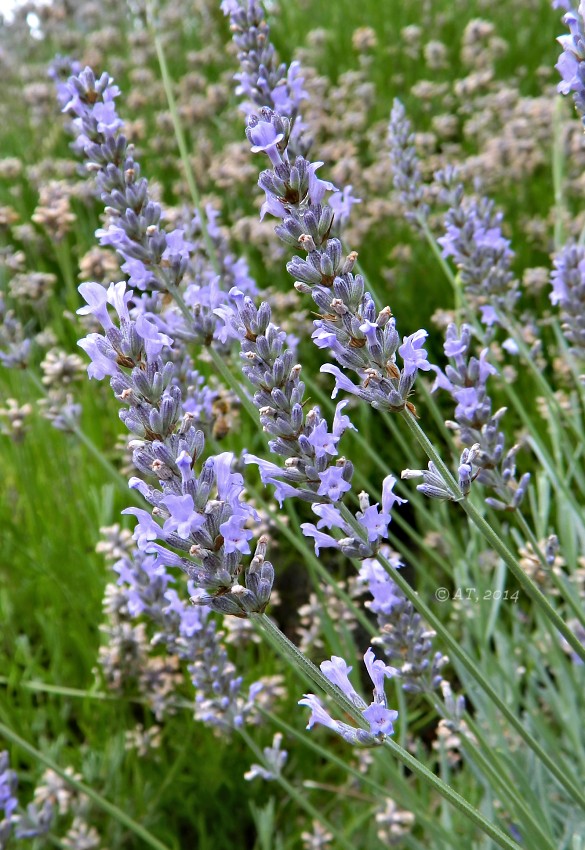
(1, 0, 585, 848)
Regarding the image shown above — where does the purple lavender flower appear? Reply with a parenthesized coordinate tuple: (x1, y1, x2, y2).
(358, 552, 448, 693)
(301, 476, 406, 558)
(244, 733, 288, 781)
(431, 324, 530, 510)
(388, 99, 429, 223)
(556, 4, 585, 122)
(104, 545, 267, 730)
(242, 107, 429, 414)
(221, 287, 356, 507)
(75, 279, 273, 617)
(57, 66, 256, 352)
(436, 169, 519, 320)
(0, 752, 18, 827)
(299, 648, 398, 747)
(222, 0, 308, 154)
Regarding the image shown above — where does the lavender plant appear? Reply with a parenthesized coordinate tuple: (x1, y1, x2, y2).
(3, 0, 585, 848)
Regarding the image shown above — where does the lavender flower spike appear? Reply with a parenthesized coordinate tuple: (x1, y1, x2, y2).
(431, 323, 530, 510)
(243, 107, 429, 414)
(388, 98, 429, 223)
(435, 168, 519, 320)
(222, 0, 308, 155)
(299, 648, 398, 747)
(358, 551, 448, 693)
(222, 0, 307, 120)
(76, 280, 274, 617)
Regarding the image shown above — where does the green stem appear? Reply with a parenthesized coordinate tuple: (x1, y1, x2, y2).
(238, 727, 355, 850)
(0, 722, 172, 850)
(399, 409, 585, 664)
(261, 708, 453, 845)
(334, 502, 585, 808)
(26, 370, 138, 500)
(455, 716, 555, 850)
(499, 314, 584, 445)
(417, 216, 461, 311)
(147, 4, 220, 275)
(251, 615, 522, 850)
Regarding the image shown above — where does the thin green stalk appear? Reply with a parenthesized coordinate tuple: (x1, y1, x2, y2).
(417, 215, 461, 311)
(552, 320, 585, 414)
(399, 409, 585, 664)
(454, 717, 555, 850)
(0, 723, 172, 850)
(499, 314, 584, 445)
(237, 726, 355, 850)
(147, 3, 220, 275)
(334, 502, 585, 807)
(53, 238, 79, 311)
(0, 678, 126, 701)
(258, 708, 461, 845)
(71, 423, 135, 497)
(250, 615, 522, 850)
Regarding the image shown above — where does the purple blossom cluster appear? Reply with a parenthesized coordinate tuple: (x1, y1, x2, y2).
(108, 546, 266, 731)
(0, 752, 53, 844)
(436, 169, 519, 320)
(556, 2, 585, 123)
(221, 0, 307, 126)
(221, 287, 406, 557)
(550, 243, 585, 360)
(300, 478, 406, 559)
(77, 279, 273, 616)
(220, 287, 355, 504)
(387, 99, 429, 223)
(358, 552, 448, 693)
(299, 649, 398, 747)
(432, 324, 530, 510)
(58, 66, 255, 350)
(244, 733, 288, 781)
(245, 108, 431, 413)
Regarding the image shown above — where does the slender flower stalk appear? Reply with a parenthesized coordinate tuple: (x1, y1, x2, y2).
(57, 65, 256, 352)
(253, 614, 522, 850)
(0, 725, 172, 850)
